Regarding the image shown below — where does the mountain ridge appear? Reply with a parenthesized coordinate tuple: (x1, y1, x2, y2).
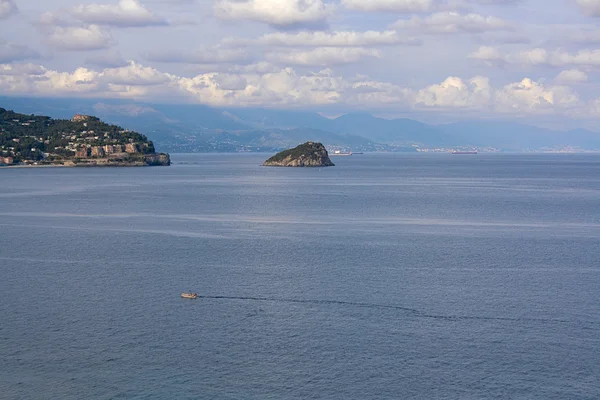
(2, 96, 599, 152)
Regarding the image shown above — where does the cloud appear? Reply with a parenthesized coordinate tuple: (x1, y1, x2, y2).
(341, 0, 521, 13)
(70, 0, 168, 27)
(513, 48, 549, 65)
(0, 41, 40, 63)
(469, 45, 503, 62)
(143, 47, 251, 64)
(214, 0, 333, 27)
(44, 25, 116, 51)
(415, 75, 492, 109)
(472, 46, 600, 68)
(0, 62, 591, 117)
(569, 29, 600, 44)
(85, 50, 129, 68)
(577, 0, 600, 17)
(495, 78, 580, 113)
(35, 12, 117, 51)
(393, 12, 513, 34)
(100, 61, 172, 85)
(341, 0, 436, 13)
(0, 0, 17, 19)
(414, 75, 580, 114)
(550, 49, 600, 66)
(225, 30, 421, 47)
(555, 69, 588, 84)
(265, 47, 381, 66)
(472, 0, 522, 4)
(0, 63, 46, 76)
(212, 73, 248, 90)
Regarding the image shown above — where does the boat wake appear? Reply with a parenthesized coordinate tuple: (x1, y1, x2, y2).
(194, 295, 595, 327)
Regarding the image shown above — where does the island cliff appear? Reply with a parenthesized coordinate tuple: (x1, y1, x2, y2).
(0, 108, 169, 167)
(263, 142, 335, 167)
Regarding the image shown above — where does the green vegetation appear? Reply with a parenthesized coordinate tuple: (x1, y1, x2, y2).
(265, 141, 327, 163)
(0, 108, 157, 164)
(263, 141, 334, 167)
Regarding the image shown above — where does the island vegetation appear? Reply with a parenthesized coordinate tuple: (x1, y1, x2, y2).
(263, 141, 335, 167)
(0, 108, 169, 166)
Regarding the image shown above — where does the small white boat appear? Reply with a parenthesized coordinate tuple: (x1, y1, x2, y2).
(181, 292, 197, 299)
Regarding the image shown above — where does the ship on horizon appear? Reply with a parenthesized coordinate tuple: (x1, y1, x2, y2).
(452, 150, 478, 155)
(331, 150, 353, 156)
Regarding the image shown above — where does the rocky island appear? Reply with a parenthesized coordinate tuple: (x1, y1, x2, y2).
(263, 141, 335, 167)
(0, 108, 169, 167)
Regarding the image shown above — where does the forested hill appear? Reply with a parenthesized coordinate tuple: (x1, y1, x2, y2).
(0, 108, 168, 165)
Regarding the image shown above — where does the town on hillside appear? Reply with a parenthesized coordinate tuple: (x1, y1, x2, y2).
(0, 108, 169, 166)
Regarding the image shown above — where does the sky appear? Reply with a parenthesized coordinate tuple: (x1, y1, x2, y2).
(2, 0, 600, 128)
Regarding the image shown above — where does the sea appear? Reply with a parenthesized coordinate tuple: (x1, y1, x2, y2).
(1, 153, 599, 399)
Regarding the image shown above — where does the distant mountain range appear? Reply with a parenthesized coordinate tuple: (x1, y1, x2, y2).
(2, 96, 600, 152)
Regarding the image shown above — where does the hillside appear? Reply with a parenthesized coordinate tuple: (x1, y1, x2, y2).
(0, 108, 169, 166)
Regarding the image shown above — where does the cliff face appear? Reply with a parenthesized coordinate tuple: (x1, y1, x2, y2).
(263, 142, 335, 167)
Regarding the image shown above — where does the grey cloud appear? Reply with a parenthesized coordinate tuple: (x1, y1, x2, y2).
(265, 47, 380, 66)
(570, 29, 600, 44)
(393, 11, 514, 34)
(0, 0, 17, 20)
(224, 30, 422, 47)
(0, 41, 40, 63)
(482, 32, 530, 44)
(35, 12, 117, 51)
(143, 48, 251, 64)
(0, 63, 46, 76)
(45, 25, 116, 51)
(577, 0, 600, 17)
(470, 0, 522, 4)
(85, 50, 129, 68)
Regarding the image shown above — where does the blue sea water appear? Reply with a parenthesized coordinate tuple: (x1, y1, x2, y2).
(0, 153, 599, 399)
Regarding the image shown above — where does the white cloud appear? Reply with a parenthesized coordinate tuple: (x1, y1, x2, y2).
(0, 62, 591, 117)
(555, 69, 588, 84)
(266, 47, 381, 66)
(0, 0, 17, 19)
(469, 46, 503, 63)
(71, 0, 168, 27)
(393, 12, 513, 34)
(415, 75, 492, 108)
(100, 61, 172, 85)
(214, 0, 333, 27)
(226, 30, 421, 47)
(212, 73, 248, 90)
(495, 78, 580, 113)
(577, 0, 600, 17)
